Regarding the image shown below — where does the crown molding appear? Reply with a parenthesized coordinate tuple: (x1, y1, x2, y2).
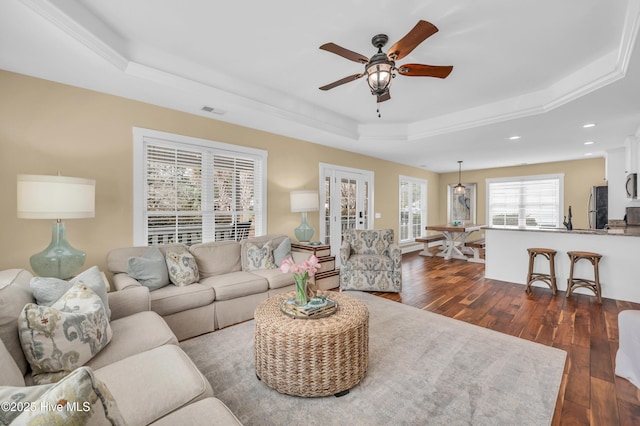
(21, 0, 128, 71)
(22, 0, 640, 146)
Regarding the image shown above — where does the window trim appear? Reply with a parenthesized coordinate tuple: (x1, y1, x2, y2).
(398, 175, 428, 244)
(485, 173, 564, 229)
(132, 127, 268, 246)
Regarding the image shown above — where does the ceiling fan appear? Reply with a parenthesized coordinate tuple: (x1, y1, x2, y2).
(319, 20, 453, 105)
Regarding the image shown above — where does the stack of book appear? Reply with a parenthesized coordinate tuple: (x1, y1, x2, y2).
(282, 297, 337, 318)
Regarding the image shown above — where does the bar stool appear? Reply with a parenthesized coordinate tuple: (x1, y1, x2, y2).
(526, 248, 557, 295)
(567, 251, 603, 304)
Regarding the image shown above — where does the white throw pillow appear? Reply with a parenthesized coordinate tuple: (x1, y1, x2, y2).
(165, 249, 199, 286)
(128, 246, 170, 290)
(18, 283, 112, 384)
(30, 265, 111, 319)
(273, 237, 292, 267)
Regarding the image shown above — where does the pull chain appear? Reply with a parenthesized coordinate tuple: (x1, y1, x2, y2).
(377, 103, 382, 118)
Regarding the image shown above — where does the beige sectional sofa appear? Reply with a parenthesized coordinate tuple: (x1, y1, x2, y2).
(106, 234, 308, 341)
(0, 268, 242, 425)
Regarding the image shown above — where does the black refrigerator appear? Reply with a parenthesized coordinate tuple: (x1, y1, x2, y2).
(588, 185, 608, 229)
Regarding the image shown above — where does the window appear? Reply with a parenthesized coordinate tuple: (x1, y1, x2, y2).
(133, 128, 267, 246)
(487, 174, 563, 228)
(399, 176, 427, 243)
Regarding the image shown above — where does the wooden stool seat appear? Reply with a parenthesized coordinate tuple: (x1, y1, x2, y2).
(526, 248, 557, 295)
(566, 251, 603, 303)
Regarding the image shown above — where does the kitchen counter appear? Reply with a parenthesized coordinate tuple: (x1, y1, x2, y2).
(484, 226, 640, 303)
(483, 225, 640, 236)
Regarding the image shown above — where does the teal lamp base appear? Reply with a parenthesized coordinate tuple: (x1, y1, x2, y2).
(294, 212, 315, 243)
(30, 222, 86, 279)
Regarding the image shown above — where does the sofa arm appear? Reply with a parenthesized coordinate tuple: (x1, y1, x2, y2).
(108, 286, 151, 320)
(112, 273, 143, 291)
(339, 241, 351, 264)
(387, 243, 402, 270)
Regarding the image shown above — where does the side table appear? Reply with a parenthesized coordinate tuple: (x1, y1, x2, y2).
(291, 243, 339, 290)
(254, 291, 369, 397)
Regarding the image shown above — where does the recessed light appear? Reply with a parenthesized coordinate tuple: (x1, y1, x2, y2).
(584, 141, 595, 145)
(508, 135, 521, 140)
(585, 153, 593, 156)
(583, 123, 596, 128)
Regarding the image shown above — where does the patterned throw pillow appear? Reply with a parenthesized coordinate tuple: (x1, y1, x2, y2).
(18, 283, 112, 385)
(0, 383, 52, 425)
(245, 241, 276, 271)
(12, 366, 126, 425)
(165, 249, 199, 286)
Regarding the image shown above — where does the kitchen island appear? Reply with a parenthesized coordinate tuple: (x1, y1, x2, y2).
(485, 226, 640, 304)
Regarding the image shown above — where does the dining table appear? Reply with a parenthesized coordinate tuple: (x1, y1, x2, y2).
(425, 223, 484, 261)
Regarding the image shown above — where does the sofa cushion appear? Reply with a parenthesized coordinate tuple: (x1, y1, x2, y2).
(0, 338, 25, 387)
(19, 283, 112, 384)
(249, 268, 295, 290)
(94, 344, 213, 426)
(150, 283, 215, 316)
(12, 366, 126, 425)
(0, 269, 35, 376)
(343, 254, 395, 271)
(128, 246, 170, 290)
(150, 397, 242, 426)
(86, 310, 178, 371)
(166, 249, 200, 286)
(200, 271, 268, 301)
(106, 243, 188, 274)
(189, 241, 242, 278)
(30, 265, 112, 319)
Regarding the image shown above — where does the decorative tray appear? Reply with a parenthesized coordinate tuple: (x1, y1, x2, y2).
(280, 295, 338, 319)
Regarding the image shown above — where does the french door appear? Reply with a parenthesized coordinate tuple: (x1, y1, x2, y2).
(320, 164, 373, 264)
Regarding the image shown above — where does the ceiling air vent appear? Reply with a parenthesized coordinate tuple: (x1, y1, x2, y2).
(201, 106, 227, 115)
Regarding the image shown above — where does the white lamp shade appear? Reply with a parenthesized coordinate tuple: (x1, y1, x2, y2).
(17, 174, 95, 219)
(290, 190, 319, 213)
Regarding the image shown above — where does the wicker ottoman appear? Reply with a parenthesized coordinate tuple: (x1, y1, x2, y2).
(254, 291, 369, 397)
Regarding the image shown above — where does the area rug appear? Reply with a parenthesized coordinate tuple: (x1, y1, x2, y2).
(180, 291, 566, 425)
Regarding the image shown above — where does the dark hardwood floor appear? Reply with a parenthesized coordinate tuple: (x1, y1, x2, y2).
(371, 250, 640, 425)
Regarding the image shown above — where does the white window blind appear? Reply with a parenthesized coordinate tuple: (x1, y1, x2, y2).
(133, 128, 267, 246)
(399, 176, 427, 243)
(487, 174, 563, 228)
(146, 145, 204, 245)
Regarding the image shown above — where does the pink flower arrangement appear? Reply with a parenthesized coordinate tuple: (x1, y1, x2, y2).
(279, 255, 321, 277)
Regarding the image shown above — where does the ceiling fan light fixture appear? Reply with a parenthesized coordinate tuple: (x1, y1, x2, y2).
(454, 160, 466, 195)
(365, 60, 394, 96)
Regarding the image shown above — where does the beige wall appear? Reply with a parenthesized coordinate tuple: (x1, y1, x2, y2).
(0, 70, 607, 275)
(0, 70, 439, 273)
(439, 158, 607, 230)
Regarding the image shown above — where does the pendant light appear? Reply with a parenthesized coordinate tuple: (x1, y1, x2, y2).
(454, 161, 466, 195)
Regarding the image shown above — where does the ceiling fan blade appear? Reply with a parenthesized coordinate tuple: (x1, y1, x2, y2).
(377, 92, 391, 103)
(387, 20, 438, 61)
(319, 43, 369, 64)
(319, 73, 364, 91)
(397, 64, 453, 79)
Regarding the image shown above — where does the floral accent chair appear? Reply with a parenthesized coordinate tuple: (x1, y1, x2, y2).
(339, 229, 402, 292)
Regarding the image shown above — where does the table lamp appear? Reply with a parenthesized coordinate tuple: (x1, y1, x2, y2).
(17, 174, 95, 279)
(290, 190, 319, 242)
